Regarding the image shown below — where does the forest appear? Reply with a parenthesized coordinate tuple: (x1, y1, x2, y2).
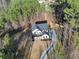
(0, 0, 79, 59)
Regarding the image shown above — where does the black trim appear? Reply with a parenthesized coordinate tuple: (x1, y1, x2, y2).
(36, 20, 47, 24)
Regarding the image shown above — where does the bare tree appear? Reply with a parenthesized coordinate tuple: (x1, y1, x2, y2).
(63, 23, 73, 59)
(0, 0, 10, 10)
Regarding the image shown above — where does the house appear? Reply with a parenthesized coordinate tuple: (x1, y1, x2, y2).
(31, 20, 51, 40)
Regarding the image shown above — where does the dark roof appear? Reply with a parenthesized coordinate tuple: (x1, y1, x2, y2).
(36, 21, 48, 31)
(36, 23, 48, 31)
(36, 21, 47, 24)
(31, 21, 48, 31)
(31, 24, 37, 31)
(31, 21, 49, 37)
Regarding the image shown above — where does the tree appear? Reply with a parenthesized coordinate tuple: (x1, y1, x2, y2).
(0, 0, 44, 28)
(64, 0, 79, 29)
(0, 0, 44, 59)
(51, 0, 79, 59)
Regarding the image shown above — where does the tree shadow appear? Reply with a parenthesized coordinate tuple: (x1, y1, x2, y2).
(10, 30, 33, 59)
(50, 1, 70, 24)
(0, 28, 33, 59)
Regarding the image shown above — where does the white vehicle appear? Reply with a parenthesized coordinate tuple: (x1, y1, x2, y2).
(41, 34, 49, 40)
(32, 29, 42, 36)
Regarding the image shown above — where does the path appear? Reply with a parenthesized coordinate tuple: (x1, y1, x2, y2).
(70, 49, 79, 59)
(28, 40, 51, 59)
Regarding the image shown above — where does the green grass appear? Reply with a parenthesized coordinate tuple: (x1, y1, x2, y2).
(48, 41, 65, 59)
(0, 52, 3, 59)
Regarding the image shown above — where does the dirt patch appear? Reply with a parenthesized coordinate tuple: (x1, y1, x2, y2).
(70, 49, 79, 59)
(28, 40, 51, 59)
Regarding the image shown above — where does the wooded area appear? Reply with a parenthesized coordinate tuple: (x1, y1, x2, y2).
(0, 0, 79, 59)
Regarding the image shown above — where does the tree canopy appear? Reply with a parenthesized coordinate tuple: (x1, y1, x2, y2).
(0, 0, 44, 59)
(64, 0, 79, 29)
(0, 0, 44, 27)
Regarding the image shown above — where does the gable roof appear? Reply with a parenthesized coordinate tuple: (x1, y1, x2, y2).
(36, 21, 48, 31)
(31, 21, 48, 31)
